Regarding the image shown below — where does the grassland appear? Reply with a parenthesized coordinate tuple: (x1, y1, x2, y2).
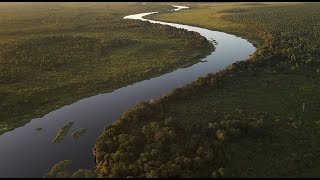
(93, 2, 320, 178)
(52, 122, 74, 144)
(0, 2, 213, 134)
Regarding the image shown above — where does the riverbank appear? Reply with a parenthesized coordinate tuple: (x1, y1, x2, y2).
(94, 2, 320, 177)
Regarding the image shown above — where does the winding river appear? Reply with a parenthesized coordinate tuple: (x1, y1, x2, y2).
(0, 5, 255, 178)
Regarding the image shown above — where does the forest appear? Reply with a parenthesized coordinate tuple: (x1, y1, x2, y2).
(0, 2, 213, 134)
(1, 2, 320, 178)
(92, 2, 320, 178)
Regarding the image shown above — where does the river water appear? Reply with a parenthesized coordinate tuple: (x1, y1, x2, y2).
(0, 5, 255, 178)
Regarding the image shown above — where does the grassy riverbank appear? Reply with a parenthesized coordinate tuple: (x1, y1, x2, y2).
(0, 2, 213, 134)
(94, 2, 320, 177)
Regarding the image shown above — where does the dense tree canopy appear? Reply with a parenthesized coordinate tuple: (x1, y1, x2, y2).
(93, 3, 320, 178)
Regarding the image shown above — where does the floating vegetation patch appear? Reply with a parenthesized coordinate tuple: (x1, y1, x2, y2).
(45, 160, 72, 178)
(46, 160, 97, 178)
(52, 122, 74, 144)
(72, 128, 87, 139)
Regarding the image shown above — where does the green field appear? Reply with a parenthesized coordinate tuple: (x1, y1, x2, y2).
(0, 2, 213, 134)
(93, 2, 320, 178)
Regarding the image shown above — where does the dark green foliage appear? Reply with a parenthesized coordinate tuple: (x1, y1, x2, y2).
(94, 3, 320, 178)
(94, 107, 287, 178)
(222, 3, 320, 73)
